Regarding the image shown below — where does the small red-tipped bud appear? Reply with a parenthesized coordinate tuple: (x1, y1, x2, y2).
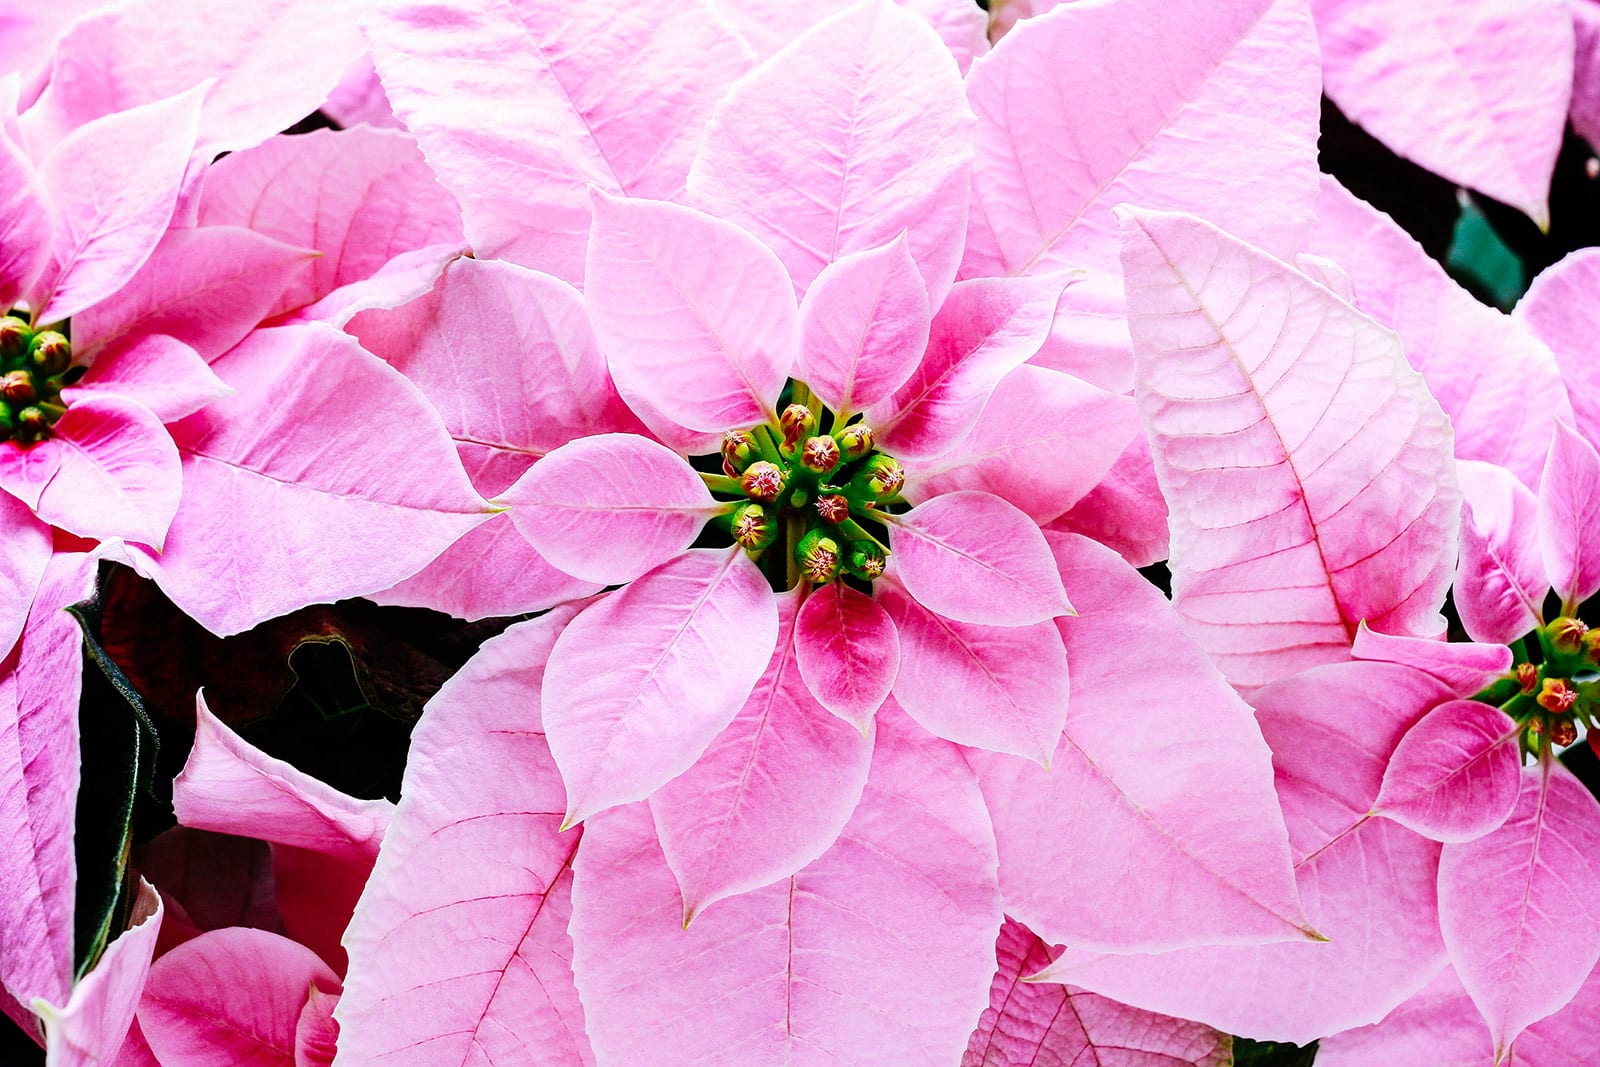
(740, 461, 786, 503)
(846, 541, 887, 581)
(780, 404, 815, 450)
(1, 370, 36, 405)
(14, 406, 48, 434)
(801, 435, 840, 474)
(1517, 662, 1539, 694)
(815, 493, 850, 524)
(795, 529, 841, 583)
(1584, 629, 1600, 666)
(835, 424, 874, 460)
(855, 454, 904, 500)
(1547, 617, 1589, 656)
(720, 429, 759, 475)
(28, 331, 71, 378)
(0, 317, 30, 367)
(1538, 677, 1578, 714)
(730, 502, 776, 550)
(1551, 718, 1579, 747)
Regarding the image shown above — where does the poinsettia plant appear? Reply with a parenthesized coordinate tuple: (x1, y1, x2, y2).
(2, 0, 1600, 1064)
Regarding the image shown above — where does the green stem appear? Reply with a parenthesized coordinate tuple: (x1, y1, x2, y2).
(752, 423, 783, 464)
(785, 513, 803, 588)
(836, 518, 888, 552)
(1500, 691, 1533, 717)
(699, 472, 744, 495)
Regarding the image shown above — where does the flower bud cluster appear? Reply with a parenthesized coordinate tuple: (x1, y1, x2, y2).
(707, 384, 907, 589)
(1493, 617, 1600, 758)
(0, 313, 74, 446)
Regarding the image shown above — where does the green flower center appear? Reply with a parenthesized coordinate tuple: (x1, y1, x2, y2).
(700, 380, 905, 592)
(0, 310, 78, 446)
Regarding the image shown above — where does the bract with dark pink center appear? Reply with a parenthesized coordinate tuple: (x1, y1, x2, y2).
(1438, 761, 1600, 1060)
(1455, 459, 1549, 644)
(649, 591, 875, 922)
(689, 0, 973, 304)
(888, 490, 1072, 626)
(337, 605, 594, 1066)
(1374, 698, 1523, 842)
(570, 710, 1001, 1066)
(137, 928, 339, 1067)
(584, 191, 795, 436)
(974, 532, 1310, 953)
(543, 548, 778, 826)
(363, 0, 753, 284)
(879, 579, 1067, 765)
(35, 880, 162, 1067)
(502, 434, 719, 586)
(1307, 177, 1569, 487)
(1039, 661, 1454, 1041)
(1124, 207, 1459, 693)
(793, 581, 899, 731)
(963, 919, 1230, 1067)
(1311, 0, 1572, 227)
(1539, 422, 1600, 610)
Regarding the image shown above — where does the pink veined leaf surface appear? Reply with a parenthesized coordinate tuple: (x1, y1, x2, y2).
(1349, 621, 1514, 697)
(0, 119, 51, 309)
(363, 0, 753, 284)
(888, 490, 1073, 626)
(868, 273, 1067, 459)
(336, 604, 595, 1067)
(689, 0, 973, 304)
(322, 54, 400, 131)
(288, 242, 465, 329)
(1316, 961, 1600, 1067)
(1046, 434, 1171, 568)
(36, 880, 162, 1067)
(138, 928, 339, 1067)
(502, 434, 719, 586)
(1039, 661, 1455, 1041)
(973, 532, 1310, 953)
(195, 126, 464, 317)
(103, 1021, 159, 1067)
(31, 85, 206, 324)
(64, 334, 233, 427)
(1575, 0, 1600, 152)
(293, 987, 338, 1067)
(1518, 248, 1600, 448)
(71, 226, 318, 365)
(1123, 206, 1460, 694)
(1539, 422, 1600, 609)
(878, 579, 1068, 765)
(584, 191, 795, 436)
(961, 0, 1320, 287)
(569, 709, 1001, 1066)
(709, 0, 987, 74)
(137, 323, 494, 636)
(962, 918, 1231, 1067)
(20, 0, 370, 157)
(792, 580, 900, 732)
(0, 493, 53, 657)
(542, 548, 779, 827)
(1455, 459, 1549, 645)
(1307, 176, 1569, 487)
(795, 235, 931, 416)
(648, 591, 876, 923)
(0, 395, 181, 550)
(1374, 698, 1523, 843)
(173, 696, 391, 860)
(0, 554, 96, 1028)
(1311, 0, 1572, 227)
(908, 364, 1137, 524)
(1438, 760, 1600, 1060)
